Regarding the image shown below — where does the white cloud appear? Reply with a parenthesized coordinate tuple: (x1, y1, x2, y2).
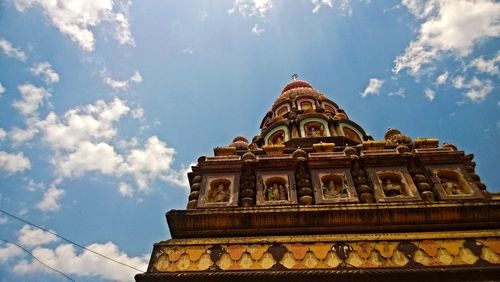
(0, 128, 6, 141)
(125, 136, 178, 191)
(361, 78, 384, 97)
(13, 0, 134, 51)
(101, 70, 143, 90)
(470, 52, 500, 75)
(182, 47, 194, 54)
(401, 0, 439, 18)
(228, 0, 273, 18)
(118, 182, 133, 198)
(9, 126, 39, 145)
(37, 98, 189, 194)
(0, 243, 23, 263)
(394, 0, 500, 76)
(18, 225, 59, 248)
(388, 88, 406, 97)
(131, 107, 144, 120)
(36, 186, 65, 212)
(13, 84, 51, 116)
(129, 71, 143, 84)
(452, 76, 493, 102)
(424, 88, 436, 101)
(251, 24, 264, 36)
(53, 141, 125, 178)
(435, 71, 449, 85)
(311, 0, 352, 15)
(0, 82, 5, 95)
(13, 241, 147, 281)
(0, 151, 31, 174)
(312, 0, 333, 13)
(39, 97, 129, 151)
(30, 62, 60, 84)
(0, 37, 27, 61)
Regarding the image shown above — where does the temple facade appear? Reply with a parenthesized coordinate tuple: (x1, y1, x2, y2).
(136, 78, 500, 281)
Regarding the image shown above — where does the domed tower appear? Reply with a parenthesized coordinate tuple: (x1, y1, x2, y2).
(255, 76, 370, 149)
(137, 77, 500, 282)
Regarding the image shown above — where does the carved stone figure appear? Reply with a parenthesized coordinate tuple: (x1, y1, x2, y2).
(208, 182, 230, 203)
(384, 128, 412, 145)
(309, 127, 319, 137)
(265, 182, 288, 201)
(322, 176, 348, 198)
(382, 178, 403, 197)
(306, 124, 325, 137)
(270, 132, 284, 145)
(279, 184, 287, 200)
(441, 177, 462, 195)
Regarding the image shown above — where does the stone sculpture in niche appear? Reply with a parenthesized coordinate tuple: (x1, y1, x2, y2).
(305, 122, 325, 137)
(441, 178, 461, 195)
(378, 173, 405, 197)
(321, 174, 348, 199)
(207, 179, 231, 203)
(269, 130, 285, 145)
(436, 170, 469, 196)
(382, 178, 403, 197)
(264, 177, 288, 201)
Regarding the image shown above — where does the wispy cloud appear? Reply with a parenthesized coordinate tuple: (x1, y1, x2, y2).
(30, 62, 60, 84)
(228, 0, 273, 18)
(0, 82, 5, 96)
(101, 70, 143, 90)
(470, 52, 500, 75)
(251, 24, 264, 36)
(435, 71, 449, 85)
(0, 38, 27, 61)
(361, 78, 384, 97)
(424, 88, 436, 101)
(452, 76, 493, 103)
(394, 0, 500, 76)
(182, 47, 194, 54)
(36, 186, 65, 212)
(13, 0, 134, 51)
(0, 151, 31, 174)
(311, 0, 353, 15)
(12, 84, 51, 117)
(388, 88, 406, 98)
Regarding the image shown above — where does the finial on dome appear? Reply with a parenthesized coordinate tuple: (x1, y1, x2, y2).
(291, 73, 298, 80)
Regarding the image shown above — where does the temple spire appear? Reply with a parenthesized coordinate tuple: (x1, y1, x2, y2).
(291, 73, 298, 80)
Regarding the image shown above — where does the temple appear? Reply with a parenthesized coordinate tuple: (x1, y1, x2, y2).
(136, 77, 500, 281)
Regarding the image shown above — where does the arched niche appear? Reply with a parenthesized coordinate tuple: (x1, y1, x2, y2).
(297, 98, 316, 111)
(207, 178, 232, 203)
(275, 104, 290, 117)
(300, 118, 330, 137)
(265, 125, 289, 145)
(323, 103, 337, 114)
(436, 169, 472, 195)
(377, 171, 407, 197)
(264, 176, 289, 201)
(340, 124, 363, 143)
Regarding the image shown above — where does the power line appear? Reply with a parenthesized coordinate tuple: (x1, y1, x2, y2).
(0, 209, 145, 273)
(0, 238, 76, 282)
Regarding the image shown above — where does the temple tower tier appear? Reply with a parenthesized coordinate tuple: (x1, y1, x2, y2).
(136, 78, 500, 282)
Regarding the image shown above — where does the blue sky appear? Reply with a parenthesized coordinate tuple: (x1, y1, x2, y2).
(0, 0, 498, 281)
